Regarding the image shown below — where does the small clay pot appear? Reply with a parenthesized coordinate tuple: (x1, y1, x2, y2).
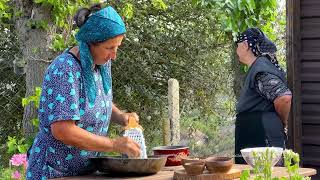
(181, 157, 205, 165)
(183, 162, 205, 176)
(205, 156, 233, 173)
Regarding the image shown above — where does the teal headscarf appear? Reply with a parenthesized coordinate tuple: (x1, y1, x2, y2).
(75, 6, 126, 103)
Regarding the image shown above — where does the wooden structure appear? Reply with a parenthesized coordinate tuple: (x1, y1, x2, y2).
(162, 78, 180, 146)
(168, 78, 180, 145)
(287, 0, 320, 179)
(53, 164, 316, 180)
(173, 168, 241, 180)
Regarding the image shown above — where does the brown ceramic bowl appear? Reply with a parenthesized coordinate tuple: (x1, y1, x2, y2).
(183, 162, 205, 176)
(205, 156, 233, 173)
(181, 157, 205, 165)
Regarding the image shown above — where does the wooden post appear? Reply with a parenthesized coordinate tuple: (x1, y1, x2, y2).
(162, 116, 170, 146)
(286, 0, 302, 157)
(168, 78, 180, 145)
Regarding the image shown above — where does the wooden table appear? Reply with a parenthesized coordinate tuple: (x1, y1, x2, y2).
(54, 164, 317, 180)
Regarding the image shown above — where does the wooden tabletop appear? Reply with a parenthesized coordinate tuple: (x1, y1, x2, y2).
(54, 164, 317, 180)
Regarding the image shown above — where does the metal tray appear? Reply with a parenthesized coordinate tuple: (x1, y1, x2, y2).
(90, 155, 167, 175)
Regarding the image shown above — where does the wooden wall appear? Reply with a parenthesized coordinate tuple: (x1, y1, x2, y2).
(288, 0, 320, 179)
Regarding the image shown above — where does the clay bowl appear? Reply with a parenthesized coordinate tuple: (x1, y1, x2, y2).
(181, 156, 205, 165)
(205, 156, 233, 173)
(183, 162, 205, 176)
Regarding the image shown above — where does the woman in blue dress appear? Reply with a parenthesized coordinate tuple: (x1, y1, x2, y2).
(26, 4, 141, 179)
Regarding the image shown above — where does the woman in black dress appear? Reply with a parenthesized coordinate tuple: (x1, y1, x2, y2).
(234, 28, 292, 164)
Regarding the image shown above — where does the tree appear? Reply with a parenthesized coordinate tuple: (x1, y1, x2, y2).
(1, 0, 235, 154)
(110, 0, 234, 147)
(194, 0, 279, 97)
(4, 0, 100, 137)
(13, 0, 55, 137)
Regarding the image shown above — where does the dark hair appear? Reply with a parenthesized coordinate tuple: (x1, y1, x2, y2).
(73, 3, 103, 28)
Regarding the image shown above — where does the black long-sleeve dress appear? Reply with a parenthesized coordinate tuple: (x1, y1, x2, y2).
(235, 56, 291, 164)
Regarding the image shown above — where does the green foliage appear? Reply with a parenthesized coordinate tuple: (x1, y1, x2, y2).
(0, 167, 15, 180)
(0, 0, 11, 21)
(1, 86, 40, 166)
(0, 153, 27, 180)
(51, 34, 69, 52)
(0, 0, 286, 161)
(196, 0, 281, 73)
(2, 0, 232, 155)
(22, 87, 41, 109)
(108, 0, 234, 152)
(199, 0, 287, 71)
(30, 0, 169, 51)
(0, 19, 26, 167)
(32, 118, 40, 128)
(240, 169, 250, 180)
(0, 88, 40, 167)
(283, 150, 311, 180)
(15, 87, 42, 153)
(0, 86, 41, 167)
(1, 0, 285, 156)
(32, 0, 100, 51)
(222, 0, 278, 40)
(151, 0, 168, 10)
(7, 136, 29, 154)
(240, 149, 311, 180)
(251, 149, 275, 179)
(122, 3, 134, 20)
(22, 86, 41, 131)
(26, 20, 49, 30)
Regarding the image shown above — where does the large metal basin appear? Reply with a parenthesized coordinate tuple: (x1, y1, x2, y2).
(90, 155, 167, 175)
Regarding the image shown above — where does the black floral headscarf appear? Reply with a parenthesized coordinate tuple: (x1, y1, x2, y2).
(236, 27, 283, 72)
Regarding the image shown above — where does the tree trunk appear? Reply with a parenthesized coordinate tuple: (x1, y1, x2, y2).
(14, 0, 55, 137)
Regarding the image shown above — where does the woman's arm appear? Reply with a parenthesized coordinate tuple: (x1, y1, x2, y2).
(111, 103, 139, 126)
(274, 95, 292, 127)
(254, 72, 292, 126)
(51, 120, 140, 157)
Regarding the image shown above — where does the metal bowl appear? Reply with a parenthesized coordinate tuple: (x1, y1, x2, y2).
(90, 155, 167, 175)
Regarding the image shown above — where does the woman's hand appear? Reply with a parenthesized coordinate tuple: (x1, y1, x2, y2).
(111, 104, 139, 126)
(112, 137, 141, 157)
(122, 112, 139, 126)
(51, 120, 141, 157)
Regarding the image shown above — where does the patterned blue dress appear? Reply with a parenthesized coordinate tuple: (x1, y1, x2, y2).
(26, 50, 113, 180)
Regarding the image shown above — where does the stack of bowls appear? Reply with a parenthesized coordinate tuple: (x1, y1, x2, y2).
(181, 156, 234, 176)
